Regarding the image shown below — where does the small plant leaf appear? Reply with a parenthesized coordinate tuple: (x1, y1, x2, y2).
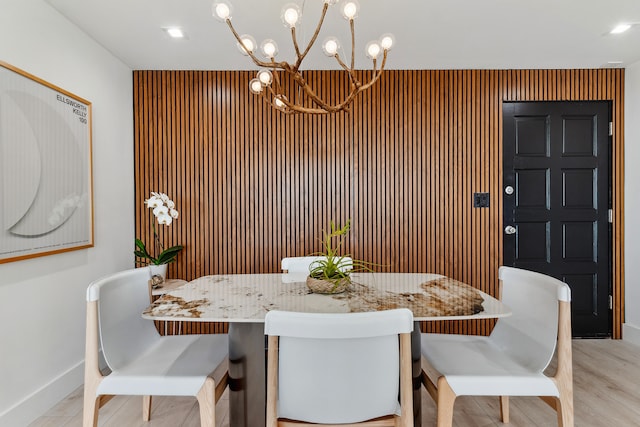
(156, 245, 184, 264)
(134, 239, 156, 263)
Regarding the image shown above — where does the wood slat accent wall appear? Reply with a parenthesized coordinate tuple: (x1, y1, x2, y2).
(134, 69, 625, 338)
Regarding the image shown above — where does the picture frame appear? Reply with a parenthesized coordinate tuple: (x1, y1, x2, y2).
(0, 61, 93, 263)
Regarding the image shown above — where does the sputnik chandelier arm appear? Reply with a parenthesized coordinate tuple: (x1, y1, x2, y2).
(212, 0, 394, 114)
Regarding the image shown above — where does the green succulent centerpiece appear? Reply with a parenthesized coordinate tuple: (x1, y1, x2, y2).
(307, 219, 371, 294)
(134, 192, 184, 267)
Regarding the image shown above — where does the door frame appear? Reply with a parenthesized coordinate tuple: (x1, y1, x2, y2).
(498, 72, 625, 339)
(501, 100, 612, 337)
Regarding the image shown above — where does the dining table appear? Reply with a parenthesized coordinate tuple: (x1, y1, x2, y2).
(143, 272, 511, 427)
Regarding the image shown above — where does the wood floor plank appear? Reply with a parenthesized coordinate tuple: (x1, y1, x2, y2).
(419, 340, 640, 427)
(26, 416, 74, 427)
(29, 340, 639, 427)
(99, 395, 148, 427)
(40, 386, 83, 418)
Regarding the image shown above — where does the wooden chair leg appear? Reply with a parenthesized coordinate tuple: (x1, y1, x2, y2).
(83, 301, 102, 427)
(196, 377, 217, 427)
(556, 394, 574, 427)
(436, 377, 456, 427)
(82, 393, 100, 427)
(554, 300, 574, 427)
(398, 333, 413, 427)
(142, 396, 152, 421)
(500, 396, 509, 423)
(266, 335, 279, 427)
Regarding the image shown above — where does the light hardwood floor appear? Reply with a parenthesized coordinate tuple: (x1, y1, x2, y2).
(28, 340, 640, 427)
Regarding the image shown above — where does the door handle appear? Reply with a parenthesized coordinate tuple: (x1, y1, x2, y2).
(504, 225, 516, 235)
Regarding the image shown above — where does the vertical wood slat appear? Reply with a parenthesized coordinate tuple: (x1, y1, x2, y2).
(133, 69, 624, 338)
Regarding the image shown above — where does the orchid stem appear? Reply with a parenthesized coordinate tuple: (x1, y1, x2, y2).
(152, 221, 164, 261)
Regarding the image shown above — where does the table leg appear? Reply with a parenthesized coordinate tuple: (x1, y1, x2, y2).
(228, 322, 266, 427)
(412, 323, 422, 427)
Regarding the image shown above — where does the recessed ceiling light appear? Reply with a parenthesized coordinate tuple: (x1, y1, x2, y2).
(164, 27, 185, 38)
(602, 61, 624, 68)
(610, 23, 631, 34)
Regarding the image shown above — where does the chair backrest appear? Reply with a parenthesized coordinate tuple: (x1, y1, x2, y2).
(491, 266, 572, 373)
(86, 267, 161, 371)
(265, 309, 413, 424)
(281, 256, 353, 273)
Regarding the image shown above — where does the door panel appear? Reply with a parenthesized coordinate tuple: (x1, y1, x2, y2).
(503, 101, 610, 337)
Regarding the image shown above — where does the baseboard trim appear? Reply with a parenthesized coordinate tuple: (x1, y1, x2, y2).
(623, 323, 640, 346)
(0, 360, 84, 426)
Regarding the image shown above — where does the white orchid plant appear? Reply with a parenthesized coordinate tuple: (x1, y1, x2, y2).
(134, 192, 183, 266)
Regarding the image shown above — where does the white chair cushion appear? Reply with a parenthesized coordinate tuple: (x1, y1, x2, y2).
(91, 267, 163, 371)
(280, 272, 308, 283)
(492, 266, 567, 372)
(281, 256, 325, 273)
(266, 309, 413, 424)
(98, 334, 228, 396)
(265, 309, 413, 339)
(281, 256, 353, 273)
(421, 333, 559, 397)
(278, 335, 401, 423)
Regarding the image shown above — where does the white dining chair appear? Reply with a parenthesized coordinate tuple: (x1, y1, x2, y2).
(83, 267, 229, 427)
(281, 256, 353, 273)
(421, 266, 573, 427)
(265, 309, 414, 427)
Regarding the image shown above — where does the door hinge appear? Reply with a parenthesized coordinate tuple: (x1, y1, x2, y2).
(609, 122, 613, 136)
(609, 295, 613, 310)
(608, 209, 613, 223)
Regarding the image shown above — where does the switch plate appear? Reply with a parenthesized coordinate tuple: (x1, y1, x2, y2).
(473, 192, 490, 208)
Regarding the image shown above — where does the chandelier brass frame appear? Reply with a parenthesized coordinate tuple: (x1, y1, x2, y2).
(212, 0, 394, 115)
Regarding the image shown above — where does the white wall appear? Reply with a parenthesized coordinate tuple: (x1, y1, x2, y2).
(624, 60, 640, 346)
(0, 0, 134, 424)
(0, 1, 637, 425)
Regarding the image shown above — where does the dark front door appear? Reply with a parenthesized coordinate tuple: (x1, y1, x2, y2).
(503, 101, 610, 337)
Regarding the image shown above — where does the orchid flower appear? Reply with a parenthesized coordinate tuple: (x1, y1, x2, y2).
(134, 192, 184, 266)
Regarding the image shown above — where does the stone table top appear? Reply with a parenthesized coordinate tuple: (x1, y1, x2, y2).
(150, 278, 188, 296)
(142, 273, 510, 322)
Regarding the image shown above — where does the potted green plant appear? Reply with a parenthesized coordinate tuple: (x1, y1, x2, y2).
(134, 192, 183, 279)
(307, 219, 371, 294)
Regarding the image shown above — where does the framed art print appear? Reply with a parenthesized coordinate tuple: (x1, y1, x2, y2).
(0, 61, 93, 263)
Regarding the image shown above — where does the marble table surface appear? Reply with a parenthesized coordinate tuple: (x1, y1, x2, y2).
(142, 273, 510, 322)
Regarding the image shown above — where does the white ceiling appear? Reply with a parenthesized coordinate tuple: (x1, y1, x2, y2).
(45, 0, 640, 70)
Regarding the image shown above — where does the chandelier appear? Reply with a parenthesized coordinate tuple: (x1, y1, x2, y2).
(212, 0, 394, 115)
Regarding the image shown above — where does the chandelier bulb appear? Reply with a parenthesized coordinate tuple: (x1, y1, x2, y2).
(249, 78, 263, 94)
(212, 1, 232, 21)
(281, 4, 302, 28)
(237, 34, 256, 55)
(274, 95, 288, 109)
(380, 33, 395, 51)
(322, 37, 340, 56)
(366, 41, 381, 59)
(324, 0, 338, 5)
(257, 70, 273, 86)
(341, 0, 359, 20)
(261, 39, 279, 58)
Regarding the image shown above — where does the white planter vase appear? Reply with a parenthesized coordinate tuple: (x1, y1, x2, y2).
(149, 264, 168, 280)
